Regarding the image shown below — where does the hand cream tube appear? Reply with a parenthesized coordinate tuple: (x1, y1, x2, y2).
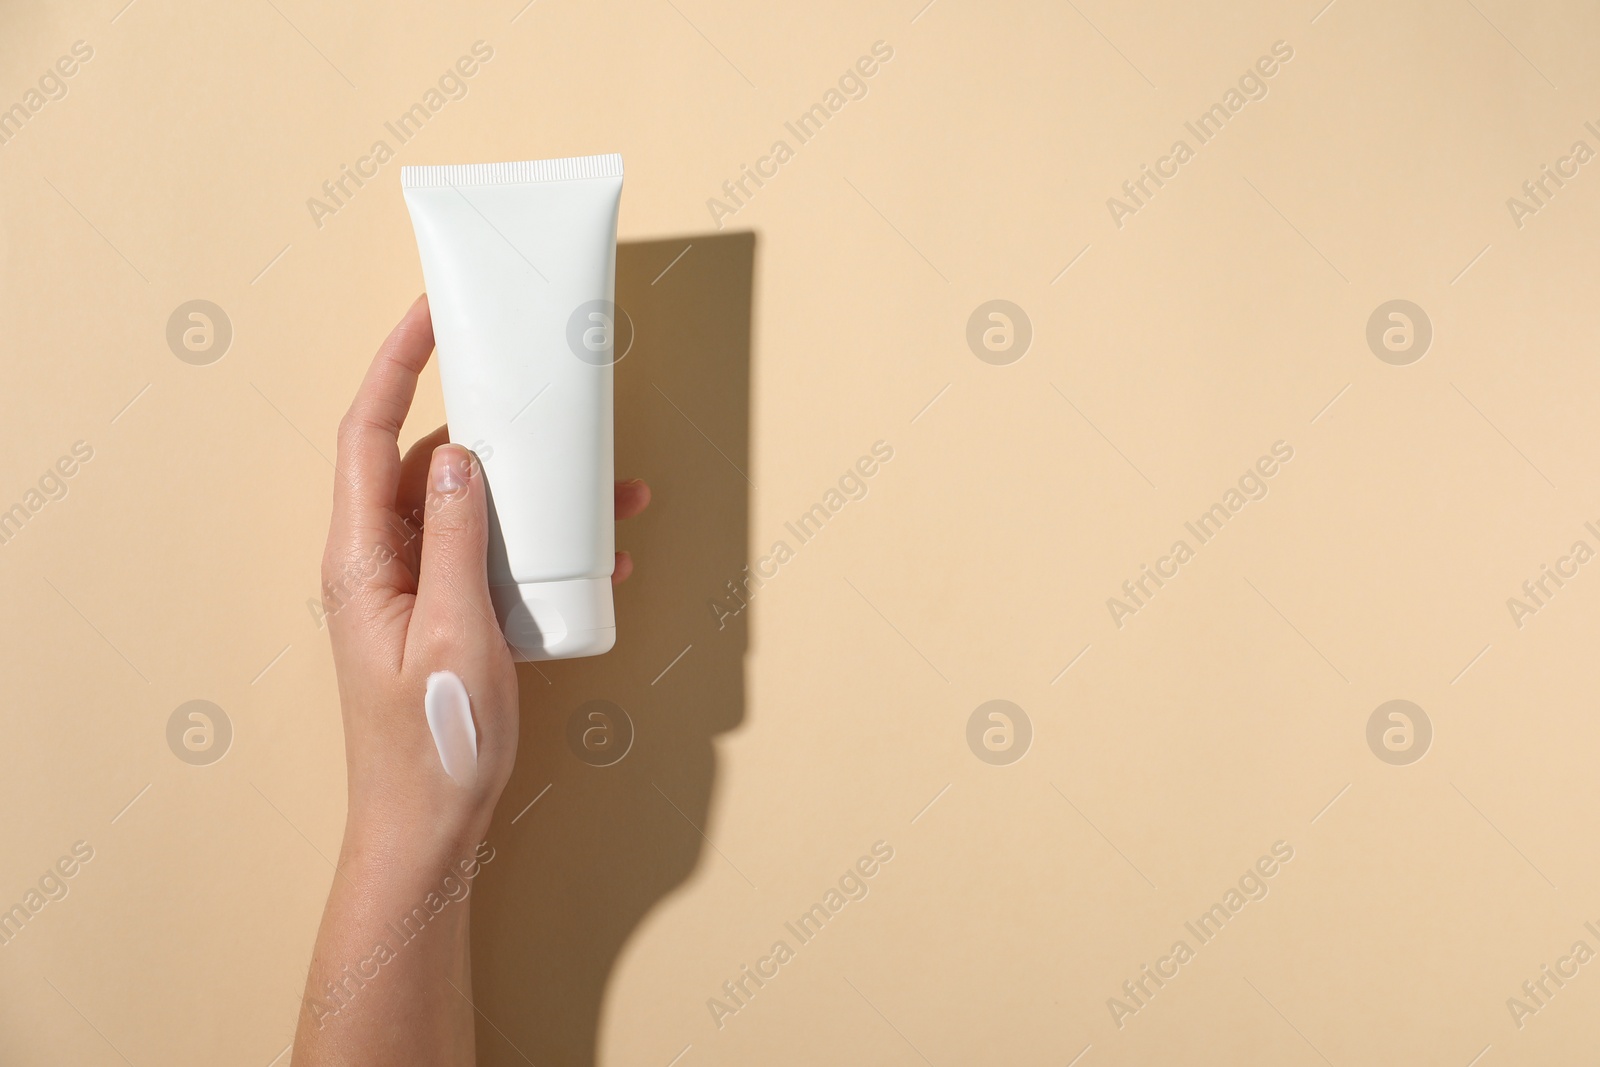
(402, 154, 624, 660)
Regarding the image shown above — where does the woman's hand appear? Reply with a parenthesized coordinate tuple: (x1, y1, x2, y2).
(294, 294, 650, 1065)
(321, 292, 518, 862)
(320, 293, 650, 860)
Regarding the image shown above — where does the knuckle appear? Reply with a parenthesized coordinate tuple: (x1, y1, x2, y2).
(424, 485, 481, 531)
(425, 515, 486, 559)
(335, 410, 360, 447)
(412, 615, 477, 664)
(319, 543, 352, 586)
(423, 498, 468, 534)
(335, 409, 386, 454)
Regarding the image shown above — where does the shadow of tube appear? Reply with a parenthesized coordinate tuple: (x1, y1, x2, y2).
(472, 231, 755, 1067)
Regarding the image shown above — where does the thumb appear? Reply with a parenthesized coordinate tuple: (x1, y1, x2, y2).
(411, 444, 498, 643)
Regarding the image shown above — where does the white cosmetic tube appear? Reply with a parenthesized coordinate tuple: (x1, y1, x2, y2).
(402, 154, 624, 660)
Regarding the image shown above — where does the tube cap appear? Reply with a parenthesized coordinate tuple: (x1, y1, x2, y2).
(490, 577, 616, 661)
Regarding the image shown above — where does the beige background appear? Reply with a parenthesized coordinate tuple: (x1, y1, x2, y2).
(3, 0, 1599, 1063)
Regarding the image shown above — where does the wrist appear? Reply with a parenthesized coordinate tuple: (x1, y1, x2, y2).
(334, 826, 498, 918)
(341, 807, 495, 889)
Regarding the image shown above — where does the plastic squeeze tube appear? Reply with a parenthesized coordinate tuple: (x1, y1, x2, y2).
(402, 153, 624, 660)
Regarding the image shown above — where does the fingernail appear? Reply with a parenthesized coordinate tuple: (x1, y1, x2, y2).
(433, 447, 465, 494)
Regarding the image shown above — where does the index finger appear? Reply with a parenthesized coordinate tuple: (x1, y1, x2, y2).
(331, 294, 435, 553)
